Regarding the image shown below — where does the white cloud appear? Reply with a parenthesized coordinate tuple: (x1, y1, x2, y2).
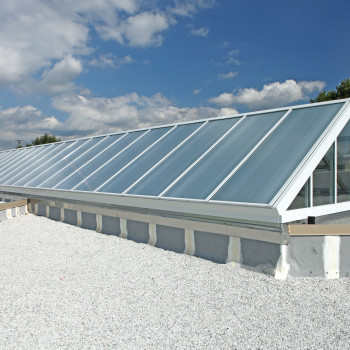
(89, 54, 135, 69)
(218, 71, 238, 79)
(122, 12, 169, 47)
(189, 26, 210, 37)
(193, 88, 202, 94)
(209, 79, 326, 110)
(226, 50, 241, 65)
(50, 92, 237, 135)
(37, 55, 83, 94)
(0, 105, 63, 150)
(0, 90, 238, 150)
(0, 0, 215, 92)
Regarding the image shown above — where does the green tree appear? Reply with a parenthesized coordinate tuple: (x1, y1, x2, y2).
(311, 78, 350, 103)
(31, 133, 61, 146)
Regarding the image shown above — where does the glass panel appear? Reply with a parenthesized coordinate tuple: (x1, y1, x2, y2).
(337, 120, 350, 203)
(39, 135, 121, 189)
(76, 127, 172, 192)
(127, 118, 239, 196)
(56, 131, 145, 190)
(0, 147, 40, 176)
(212, 103, 344, 204)
(5, 141, 82, 186)
(26, 137, 102, 187)
(288, 178, 310, 210)
(0, 144, 57, 184)
(313, 143, 335, 206)
(164, 111, 284, 199)
(98, 123, 202, 194)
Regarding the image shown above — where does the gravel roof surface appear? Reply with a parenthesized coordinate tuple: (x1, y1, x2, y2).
(0, 214, 349, 349)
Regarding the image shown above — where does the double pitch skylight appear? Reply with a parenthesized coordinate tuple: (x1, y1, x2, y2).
(0, 100, 348, 218)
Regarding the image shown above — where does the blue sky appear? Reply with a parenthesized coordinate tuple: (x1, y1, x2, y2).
(0, 0, 349, 150)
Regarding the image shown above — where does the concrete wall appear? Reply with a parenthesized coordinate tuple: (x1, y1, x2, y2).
(2, 194, 350, 279)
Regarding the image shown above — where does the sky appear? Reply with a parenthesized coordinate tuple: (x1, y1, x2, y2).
(0, 0, 349, 150)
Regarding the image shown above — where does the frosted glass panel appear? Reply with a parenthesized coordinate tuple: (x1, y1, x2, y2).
(76, 127, 172, 192)
(313, 144, 335, 206)
(8, 140, 85, 186)
(128, 118, 239, 196)
(26, 137, 103, 187)
(165, 111, 284, 199)
(288, 179, 310, 210)
(337, 120, 350, 203)
(99, 123, 202, 194)
(56, 131, 144, 190)
(0, 148, 31, 172)
(213, 103, 344, 204)
(0, 144, 58, 184)
(0, 146, 49, 180)
(39, 135, 120, 189)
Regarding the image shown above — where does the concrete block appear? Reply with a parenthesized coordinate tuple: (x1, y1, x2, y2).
(64, 209, 77, 226)
(156, 225, 185, 254)
(81, 212, 97, 231)
(101, 215, 120, 236)
(37, 204, 46, 217)
(49, 207, 61, 221)
(340, 236, 350, 277)
(288, 236, 324, 277)
(241, 238, 281, 270)
(127, 220, 149, 244)
(194, 230, 229, 263)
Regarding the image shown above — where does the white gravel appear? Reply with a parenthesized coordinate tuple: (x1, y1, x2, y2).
(0, 214, 349, 350)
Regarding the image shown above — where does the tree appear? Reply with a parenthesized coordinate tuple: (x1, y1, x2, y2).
(31, 133, 61, 146)
(311, 78, 350, 103)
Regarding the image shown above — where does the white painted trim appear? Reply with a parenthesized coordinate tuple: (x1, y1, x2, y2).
(206, 109, 293, 201)
(77, 211, 82, 227)
(281, 200, 350, 223)
(334, 139, 338, 203)
(122, 121, 208, 195)
(323, 236, 340, 279)
(120, 218, 127, 238)
(0, 185, 281, 223)
(94, 126, 177, 192)
(184, 229, 195, 255)
(275, 245, 290, 280)
(60, 208, 64, 221)
(159, 116, 246, 198)
(148, 223, 157, 246)
(226, 236, 241, 265)
(96, 214, 103, 233)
